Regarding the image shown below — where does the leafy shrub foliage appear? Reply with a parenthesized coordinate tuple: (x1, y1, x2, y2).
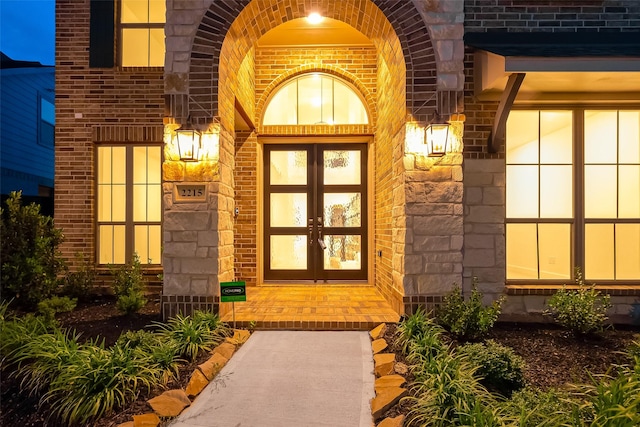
(458, 339, 526, 397)
(61, 252, 96, 301)
(501, 388, 577, 427)
(436, 277, 505, 341)
(544, 268, 612, 335)
(111, 253, 147, 314)
(395, 307, 445, 355)
(0, 191, 65, 308)
(37, 295, 77, 324)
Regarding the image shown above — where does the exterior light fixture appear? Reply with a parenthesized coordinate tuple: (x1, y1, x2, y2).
(175, 116, 202, 162)
(425, 116, 450, 157)
(307, 12, 323, 24)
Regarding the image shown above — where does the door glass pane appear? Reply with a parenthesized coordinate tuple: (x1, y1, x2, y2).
(506, 165, 538, 218)
(585, 224, 615, 280)
(270, 193, 307, 227)
(324, 193, 361, 227)
(506, 111, 539, 164)
(540, 165, 572, 218)
(323, 235, 361, 270)
(324, 150, 361, 185)
(538, 224, 571, 279)
(619, 165, 640, 218)
(270, 235, 307, 270)
(616, 224, 640, 279)
(585, 165, 617, 218)
(619, 111, 640, 163)
(506, 223, 538, 279)
(540, 111, 573, 164)
(270, 151, 307, 185)
(585, 111, 618, 164)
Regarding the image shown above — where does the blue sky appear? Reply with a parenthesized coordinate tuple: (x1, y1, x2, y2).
(0, 0, 55, 65)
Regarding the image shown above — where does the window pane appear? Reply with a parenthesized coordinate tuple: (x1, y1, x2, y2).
(619, 165, 640, 218)
(270, 235, 307, 269)
(41, 98, 55, 124)
(149, 28, 164, 67)
(122, 29, 150, 67)
(148, 225, 161, 264)
(99, 226, 114, 265)
(270, 151, 307, 185)
(121, 0, 148, 23)
(619, 111, 640, 163)
(324, 235, 361, 270)
(324, 193, 361, 227)
(112, 147, 126, 184)
(616, 224, 640, 280)
(506, 165, 538, 218)
(585, 110, 617, 164)
(585, 165, 617, 218)
(135, 226, 149, 265)
(98, 186, 112, 221)
(540, 111, 572, 164)
(149, 0, 166, 23)
(113, 225, 126, 264)
(585, 224, 615, 280)
(538, 224, 571, 279)
(270, 193, 307, 227)
(147, 184, 162, 222)
(147, 146, 161, 183)
(334, 79, 368, 124)
(112, 184, 126, 222)
(321, 76, 333, 124)
(97, 146, 112, 184)
(297, 75, 322, 124)
(324, 150, 360, 185)
(540, 165, 572, 218)
(263, 81, 297, 125)
(133, 185, 148, 222)
(133, 146, 148, 184)
(506, 111, 538, 164)
(506, 223, 538, 279)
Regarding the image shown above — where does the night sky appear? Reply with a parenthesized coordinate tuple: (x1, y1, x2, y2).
(0, 0, 55, 66)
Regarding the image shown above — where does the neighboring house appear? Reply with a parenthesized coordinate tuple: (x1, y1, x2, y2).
(1, 52, 55, 215)
(55, 0, 640, 322)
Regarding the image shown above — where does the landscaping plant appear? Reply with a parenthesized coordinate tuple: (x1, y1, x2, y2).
(37, 295, 77, 325)
(0, 191, 65, 308)
(61, 252, 96, 301)
(544, 267, 612, 335)
(395, 307, 445, 355)
(111, 253, 147, 314)
(458, 339, 526, 397)
(436, 277, 505, 341)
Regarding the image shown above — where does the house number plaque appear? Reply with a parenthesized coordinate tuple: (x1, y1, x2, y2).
(174, 184, 206, 202)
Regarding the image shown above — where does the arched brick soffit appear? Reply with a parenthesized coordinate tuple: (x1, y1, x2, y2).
(188, 0, 437, 125)
(255, 65, 377, 127)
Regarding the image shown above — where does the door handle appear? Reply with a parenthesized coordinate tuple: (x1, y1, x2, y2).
(318, 239, 327, 250)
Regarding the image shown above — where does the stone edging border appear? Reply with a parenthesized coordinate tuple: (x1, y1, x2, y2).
(369, 323, 406, 427)
(116, 329, 251, 427)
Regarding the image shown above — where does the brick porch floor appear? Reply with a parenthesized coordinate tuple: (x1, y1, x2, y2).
(220, 285, 400, 330)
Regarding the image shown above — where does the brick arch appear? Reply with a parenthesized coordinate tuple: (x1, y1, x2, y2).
(255, 65, 377, 128)
(185, 0, 438, 126)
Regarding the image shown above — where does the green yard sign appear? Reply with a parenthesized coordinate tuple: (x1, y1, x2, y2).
(220, 281, 246, 302)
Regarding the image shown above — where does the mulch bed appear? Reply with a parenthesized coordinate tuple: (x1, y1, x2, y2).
(1, 297, 639, 426)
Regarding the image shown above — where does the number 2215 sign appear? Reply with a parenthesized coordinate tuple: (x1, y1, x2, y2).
(174, 184, 206, 202)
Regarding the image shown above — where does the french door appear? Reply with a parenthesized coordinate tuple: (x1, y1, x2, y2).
(264, 143, 368, 281)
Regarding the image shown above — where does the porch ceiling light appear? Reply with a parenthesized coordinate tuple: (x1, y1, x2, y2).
(307, 12, 323, 24)
(175, 117, 202, 162)
(425, 117, 450, 157)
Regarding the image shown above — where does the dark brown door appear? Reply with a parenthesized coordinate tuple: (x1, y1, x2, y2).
(264, 143, 368, 281)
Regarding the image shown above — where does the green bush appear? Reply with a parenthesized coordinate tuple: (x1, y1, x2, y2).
(37, 295, 77, 324)
(458, 339, 526, 397)
(0, 191, 65, 308)
(61, 252, 96, 301)
(501, 388, 578, 427)
(155, 311, 230, 361)
(116, 329, 182, 385)
(436, 277, 505, 341)
(544, 268, 612, 335)
(111, 253, 147, 314)
(395, 307, 445, 355)
(0, 313, 50, 359)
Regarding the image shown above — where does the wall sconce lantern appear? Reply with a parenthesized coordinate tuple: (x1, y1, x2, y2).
(175, 118, 202, 162)
(425, 120, 450, 157)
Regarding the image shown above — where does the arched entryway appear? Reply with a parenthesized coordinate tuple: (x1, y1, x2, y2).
(161, 0, 463, 326)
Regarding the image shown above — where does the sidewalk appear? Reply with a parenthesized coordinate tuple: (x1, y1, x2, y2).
(169, 331, 375, 427)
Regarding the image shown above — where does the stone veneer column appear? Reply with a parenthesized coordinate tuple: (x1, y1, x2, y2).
(462, 159, 505, 302)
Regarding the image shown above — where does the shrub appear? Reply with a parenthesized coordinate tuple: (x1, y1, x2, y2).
(458, 340, 526, 397)
(0, 191, 65, 308)
(436, 277, 505, 341)
(0, 313, 50, 360)
(111, 253, 147, 314)
(395, 307, 444, 355)
(116, 329, 182, 385)
(501, 388, 578, 427)
(544, 268, 612, 335)
(155, 311, 230, 361)
(61, 252, 96, 301)
(37, 295, 77, 324)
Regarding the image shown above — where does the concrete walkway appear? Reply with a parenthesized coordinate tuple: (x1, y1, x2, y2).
(169, 331, 375, 427)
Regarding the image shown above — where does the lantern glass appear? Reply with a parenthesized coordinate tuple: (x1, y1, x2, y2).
(425, 123, 449, 157)
(175, 128, 202, 161)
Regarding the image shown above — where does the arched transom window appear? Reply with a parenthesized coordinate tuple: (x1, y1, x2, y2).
(263, 74, 369, 126)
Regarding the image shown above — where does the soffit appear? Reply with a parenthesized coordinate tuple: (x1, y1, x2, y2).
(256, 17, 372, 47)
